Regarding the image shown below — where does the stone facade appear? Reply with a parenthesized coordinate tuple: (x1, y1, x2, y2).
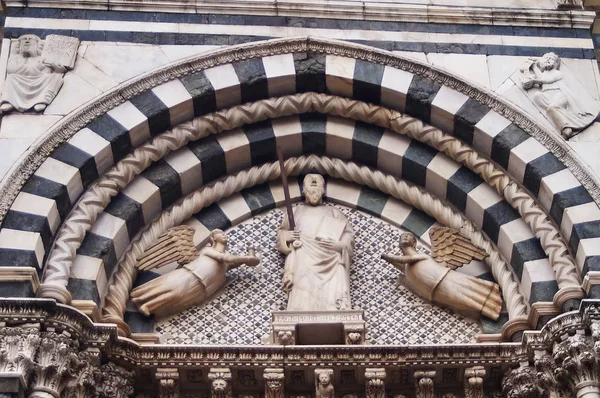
(1, 0, 600, 396)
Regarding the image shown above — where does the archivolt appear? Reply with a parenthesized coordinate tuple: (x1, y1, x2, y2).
(101, 155, 529, 337)
(39, 93, 581, 306)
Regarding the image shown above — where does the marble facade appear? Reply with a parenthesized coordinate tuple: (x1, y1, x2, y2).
(1, 0, 600, 396)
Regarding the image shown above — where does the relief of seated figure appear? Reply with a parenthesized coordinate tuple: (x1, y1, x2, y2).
(0, 34, 68, 114)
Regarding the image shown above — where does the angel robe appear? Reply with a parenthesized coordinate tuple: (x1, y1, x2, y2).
(277, 204, 354, 311)
(402, 258, 502, 320)
(130, 247, 227, 318)
(0, 55, 64, 112)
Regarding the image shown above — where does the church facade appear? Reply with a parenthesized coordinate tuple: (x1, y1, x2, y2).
(1, 0, 600, 397)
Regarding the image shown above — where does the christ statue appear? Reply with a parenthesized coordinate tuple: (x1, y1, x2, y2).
(276, 174, 354, 311)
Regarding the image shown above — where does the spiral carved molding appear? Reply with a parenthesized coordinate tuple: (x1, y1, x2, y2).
(100, 155, 529, 335)
(39, 93, 581, 313)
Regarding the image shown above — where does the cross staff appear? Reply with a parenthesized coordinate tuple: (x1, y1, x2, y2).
(276, 146, 296, 231)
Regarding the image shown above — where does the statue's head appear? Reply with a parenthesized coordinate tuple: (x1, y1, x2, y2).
(17, 35, 41, 57)
(539, 52, 560, 71)
(303, 174, 325, 206)
(209, 229, 228, 247)
(318, 372, 331, 385)
(399, 232, 417, 249)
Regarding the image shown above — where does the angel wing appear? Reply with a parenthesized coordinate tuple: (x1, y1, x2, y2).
(429, 227, 488, 270)
(136, 225, 198, 272)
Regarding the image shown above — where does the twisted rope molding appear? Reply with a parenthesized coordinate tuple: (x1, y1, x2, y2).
(1, 37, 599, 226)
(101, 155, 529, 333)
(38, 93, 581, 305)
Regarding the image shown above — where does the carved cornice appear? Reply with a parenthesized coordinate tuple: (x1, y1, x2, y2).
(0, 36, 598, 231)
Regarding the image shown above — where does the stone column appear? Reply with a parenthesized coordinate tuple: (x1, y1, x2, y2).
(208, 368, 232, 398)
(365, 368, 386, 398)
(315, 369, 334, 398)
(156, 368, 179, 398)
(0, 326, 40, 398)
(29, 331, 79, 398)
(96, 363, 135, 398)
(264, 368, 284, 398)
(463, 366, 485, 398)
(414, 370, 435, 398)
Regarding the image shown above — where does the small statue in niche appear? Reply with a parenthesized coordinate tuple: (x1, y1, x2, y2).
(0, 34, 79, 114)
(381, 229, 502, 320)
(130, 226, 259, 318)
(315, 371, 334, 398)
(520, 52, 599, 140)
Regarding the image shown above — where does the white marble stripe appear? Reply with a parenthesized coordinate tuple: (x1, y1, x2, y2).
(0, 228, 45, 268)
(10, 192, 61, 235)
(151, 79, 194, 127)
(68, 128, 114, 176)
(34, 157, 83, 204)
(6, 18, 594, 49)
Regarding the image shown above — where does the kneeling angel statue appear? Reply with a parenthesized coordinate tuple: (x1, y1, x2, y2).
(382, 229, 502, 320)
(131, 226, 259, 318)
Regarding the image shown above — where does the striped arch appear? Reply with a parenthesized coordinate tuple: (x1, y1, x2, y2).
(0, 37, 599, 337)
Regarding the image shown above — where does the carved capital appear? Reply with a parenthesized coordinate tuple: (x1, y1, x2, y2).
(553, 332, 600, 395)
(264, 368, 284, 398)
(0, 326, 40, 380)
(464, 366, 485, 398)
(502, 365, 542, 398)
(315, 368, 334, 398)
(414, 370, 435, 398)
(63, 348, 101, 398)
(29, 331, 79, 398)
(208, 368, 232, 398)
(156, 368, 179, 398)
(95, 362, 135, 398)
(365, 368, 385, 398)
(556, 0, 583, 9)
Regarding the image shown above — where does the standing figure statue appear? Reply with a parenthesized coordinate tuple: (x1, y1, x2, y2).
(130, 227, 259, 318)
(276, 174, 354, 311)
(520, 52, 599, 140)
(0, 35, 70, 113)
(381, 230, 502, 320)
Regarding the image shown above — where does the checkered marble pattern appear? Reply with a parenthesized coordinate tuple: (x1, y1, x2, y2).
(155, 204, 481, 345)
(2, 48, 595, 312)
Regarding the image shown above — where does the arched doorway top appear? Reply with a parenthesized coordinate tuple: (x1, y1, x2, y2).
(0, 36, 597, 223)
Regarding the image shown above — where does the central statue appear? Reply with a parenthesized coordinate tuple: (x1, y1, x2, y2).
(276, 174, 355, 311)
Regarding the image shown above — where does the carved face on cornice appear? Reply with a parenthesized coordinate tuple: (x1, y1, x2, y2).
(318, 372, 331, 385)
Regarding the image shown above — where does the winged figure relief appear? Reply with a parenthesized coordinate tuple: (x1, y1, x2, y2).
(130, 226, 260, 318)
(381, 227, 502, 320)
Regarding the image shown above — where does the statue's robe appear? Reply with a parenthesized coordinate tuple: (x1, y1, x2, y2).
(131, 247, 226, 318)
(0, 55, 64, 112)
(402, 257, 502, 320)
(277, 204, 354, 311)
(527, 69, 600, 133)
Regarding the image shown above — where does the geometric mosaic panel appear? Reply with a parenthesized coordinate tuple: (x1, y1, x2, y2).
(154, 204, 481, 345)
